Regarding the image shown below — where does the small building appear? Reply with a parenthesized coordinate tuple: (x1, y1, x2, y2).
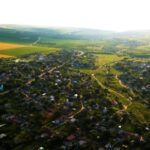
(38, 147, 44, 150)
(66, 134, 76, 141)
(0, 84, 4, 92)
(103, 107, 108, 114)
(50, 95, 55, 102)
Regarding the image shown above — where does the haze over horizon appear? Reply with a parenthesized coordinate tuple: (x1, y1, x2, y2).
(0, 0, 150, 31)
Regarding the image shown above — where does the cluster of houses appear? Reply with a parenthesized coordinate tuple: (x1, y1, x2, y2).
(0, 51, 148, 149)
(71, 51, 96, 69)
(115, 60, 150, 105)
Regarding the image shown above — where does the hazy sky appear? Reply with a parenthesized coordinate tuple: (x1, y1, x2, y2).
(0, 0, 150, 31)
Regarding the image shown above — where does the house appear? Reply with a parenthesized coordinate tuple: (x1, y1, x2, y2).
(74, 94, 78, 98)
(52, 119, 61, 125)
(54, 70, 60, 74)
(66, 134, 76, 141)
(50, 95, 55, 102)
(112, 100, 118, 106)
(0, 84, 4, 92)
(79, 140, 86, 146)
(103, 107, 108, 114)
(38, 147, 44, 150)
(70, 118, 76, 123)
(43, 111, 54, 120)
(56, 79, 61, 83)
(38, 56, 45, 61)
(0, 124, 6, 128)
(42, 93, 46, 96)
(65, 101, 74, 107)
(0, 133, 7, 139)
(145, 127, 149, 131)
(105, 143, 112, 149)
(40, 133, 49, 138)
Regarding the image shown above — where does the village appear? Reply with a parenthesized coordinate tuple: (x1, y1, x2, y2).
(0, 50, 149, 150)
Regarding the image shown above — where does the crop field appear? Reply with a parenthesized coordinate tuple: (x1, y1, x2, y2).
(0, 45, 60, 57)
(0, 42, 25, 50)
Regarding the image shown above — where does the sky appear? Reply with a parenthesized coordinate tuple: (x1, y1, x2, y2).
(0, 0, 150, 31)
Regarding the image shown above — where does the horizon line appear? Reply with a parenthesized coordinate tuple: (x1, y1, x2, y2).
(1, 23, 150, 33)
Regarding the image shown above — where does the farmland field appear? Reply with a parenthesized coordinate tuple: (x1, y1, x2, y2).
(0, 45, 60, 57)
(0, 42, 25, 51)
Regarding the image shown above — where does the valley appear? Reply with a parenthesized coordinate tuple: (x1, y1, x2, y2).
(0, 26, 150, 150)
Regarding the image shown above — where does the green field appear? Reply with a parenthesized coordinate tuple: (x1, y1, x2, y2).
(95, 54, 124, 66)
(0, 46, 60, 57)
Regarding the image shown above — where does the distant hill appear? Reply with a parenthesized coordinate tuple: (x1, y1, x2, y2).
(0, 24, 150, 44)
(0, 25, 115, 43)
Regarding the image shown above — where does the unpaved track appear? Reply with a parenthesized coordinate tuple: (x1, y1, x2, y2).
(27, 62, 66, 85)
(91, 74, 132, 116)
(68, 101, 85, 119)
(32, 37, 41, 45)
